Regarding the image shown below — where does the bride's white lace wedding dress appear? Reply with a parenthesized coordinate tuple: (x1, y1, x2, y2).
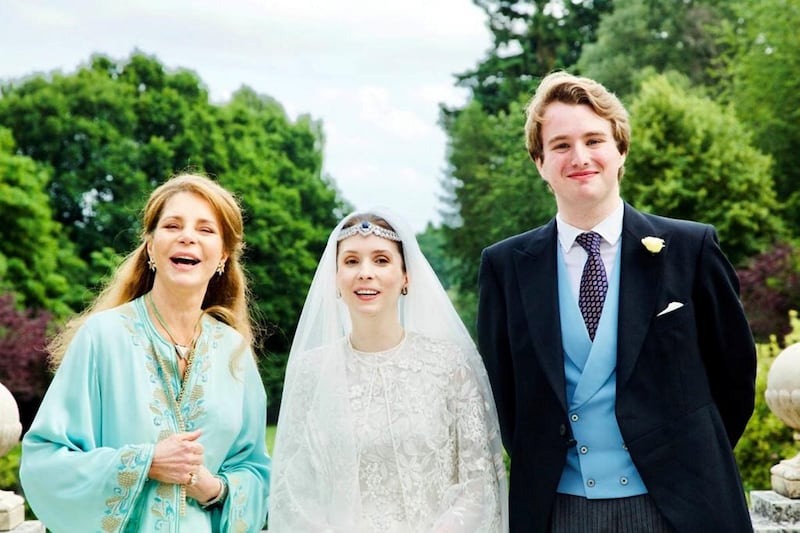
(269, 332, 503, 532)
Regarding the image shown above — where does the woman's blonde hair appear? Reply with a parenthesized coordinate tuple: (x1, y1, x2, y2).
(48, 173, 253, 368)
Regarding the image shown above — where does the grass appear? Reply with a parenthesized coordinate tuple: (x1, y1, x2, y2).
(267, 424, 276, 455)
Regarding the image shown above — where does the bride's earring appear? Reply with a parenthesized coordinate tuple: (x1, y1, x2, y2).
(148, 256, 156, 272)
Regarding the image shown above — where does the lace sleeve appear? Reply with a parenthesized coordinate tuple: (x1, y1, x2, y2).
(430, 347, 503, 533)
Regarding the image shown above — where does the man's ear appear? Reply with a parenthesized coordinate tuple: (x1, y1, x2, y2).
(534, 157, 550, 184)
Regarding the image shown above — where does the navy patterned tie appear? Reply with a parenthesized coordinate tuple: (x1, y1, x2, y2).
(575, 232, 608, 341)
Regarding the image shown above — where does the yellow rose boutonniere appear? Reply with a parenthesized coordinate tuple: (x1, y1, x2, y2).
(641, 236, 666, 254)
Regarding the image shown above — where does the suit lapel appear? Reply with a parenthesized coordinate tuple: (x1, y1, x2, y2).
(514, 219, 568, 414)
(617, 204, 666, 389)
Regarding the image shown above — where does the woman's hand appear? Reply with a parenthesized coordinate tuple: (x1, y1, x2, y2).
(185, 465, 224, 505)
(148, 430, 204, 485)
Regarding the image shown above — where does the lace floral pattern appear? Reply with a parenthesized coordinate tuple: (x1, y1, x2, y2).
(347, 332, 501, 532)
(271, 332, 503, 532)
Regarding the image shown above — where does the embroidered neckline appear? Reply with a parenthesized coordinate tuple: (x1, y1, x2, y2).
(347, 331, 407, 357)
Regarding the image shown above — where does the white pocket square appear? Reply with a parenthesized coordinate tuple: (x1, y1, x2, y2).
(657, 301, 684, 317)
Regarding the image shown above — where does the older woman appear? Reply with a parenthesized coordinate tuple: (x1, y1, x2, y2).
(21, 173, 270, 532)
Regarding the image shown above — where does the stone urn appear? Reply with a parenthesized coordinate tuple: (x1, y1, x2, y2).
(0, 383, 21, 457)
(0, 381, 26, 531)
(765, 342, 800, 497)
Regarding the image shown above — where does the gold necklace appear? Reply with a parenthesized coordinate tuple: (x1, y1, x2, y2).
(146, 292, 203, 361)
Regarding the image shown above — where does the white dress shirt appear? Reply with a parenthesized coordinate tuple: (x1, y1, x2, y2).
(556, 201, 624, 301)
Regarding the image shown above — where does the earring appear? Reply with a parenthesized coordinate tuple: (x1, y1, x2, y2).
(401, 286, 408, 295)
(147, 257, 156, 272)
(216, 261, 226, 276)
(336, 288, 342, 299)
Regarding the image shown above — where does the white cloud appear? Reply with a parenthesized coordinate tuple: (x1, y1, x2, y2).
(355, 87, 438, 140)
(417, 83, 473, 108)
(332, 163, 443, 231)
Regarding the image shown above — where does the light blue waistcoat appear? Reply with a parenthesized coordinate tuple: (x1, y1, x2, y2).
(555, 245, 647, 498)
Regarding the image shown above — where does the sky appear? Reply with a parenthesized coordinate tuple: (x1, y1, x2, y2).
(0, 0, 494, 232)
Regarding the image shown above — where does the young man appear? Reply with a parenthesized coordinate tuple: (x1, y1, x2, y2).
(477, 71, 756, 532)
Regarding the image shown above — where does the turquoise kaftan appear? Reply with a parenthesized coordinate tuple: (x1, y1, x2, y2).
(20, 296, 271, 532)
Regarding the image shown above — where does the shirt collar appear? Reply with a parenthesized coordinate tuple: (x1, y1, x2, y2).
(556, 200, 624, 253)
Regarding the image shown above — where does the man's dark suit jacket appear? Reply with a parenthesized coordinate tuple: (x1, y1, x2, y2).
(477, 203, 756, 532)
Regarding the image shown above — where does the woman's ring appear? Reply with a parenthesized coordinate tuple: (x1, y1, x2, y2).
(188, 472, 198, 486)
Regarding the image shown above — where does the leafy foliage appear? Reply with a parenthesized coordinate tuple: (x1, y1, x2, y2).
(213, 88, 343, 352)
(441, 96, 555, 290)
(0, 129, 87, 316)
(416, 223, 459, 291)
(0, 293, 53, 430)
(737, 243, 800, 344)
(0, 54, 176, 258)
(715, 0, 800, 232)
(577, 0, 733, 97)
(457, 0, 612, 114)
(258, 352, 289, 425)
(623, 73, 782, 266)
(0, 444, 22, 494)
(0, 52, 345, 355)
(417, 223, 480, 336)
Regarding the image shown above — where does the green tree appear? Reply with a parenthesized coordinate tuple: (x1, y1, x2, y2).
(213, 88, 343, 353)
(417, 223, 480, 336)
(0, 53, 214, 258)
(622, 73, 782, 266)
(0, 52, 346, 358)
(0, 128, 86, 316)
(577, 0, 733, 97)
(442, 96, 555, 293)
(457, 0, 612, 114)
(715, 0, 800, 232)
(416, 223, 458, 291)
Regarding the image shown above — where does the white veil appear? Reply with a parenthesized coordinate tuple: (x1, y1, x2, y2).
(269, 207, 508, 532)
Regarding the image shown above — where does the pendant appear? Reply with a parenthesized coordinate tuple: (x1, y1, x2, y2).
(175, 344, 190, 360)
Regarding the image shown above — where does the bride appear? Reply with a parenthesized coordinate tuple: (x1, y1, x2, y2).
(268, 208, 508, 532)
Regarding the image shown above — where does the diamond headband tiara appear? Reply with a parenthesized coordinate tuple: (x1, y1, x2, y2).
(337, 220, 401, 242)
